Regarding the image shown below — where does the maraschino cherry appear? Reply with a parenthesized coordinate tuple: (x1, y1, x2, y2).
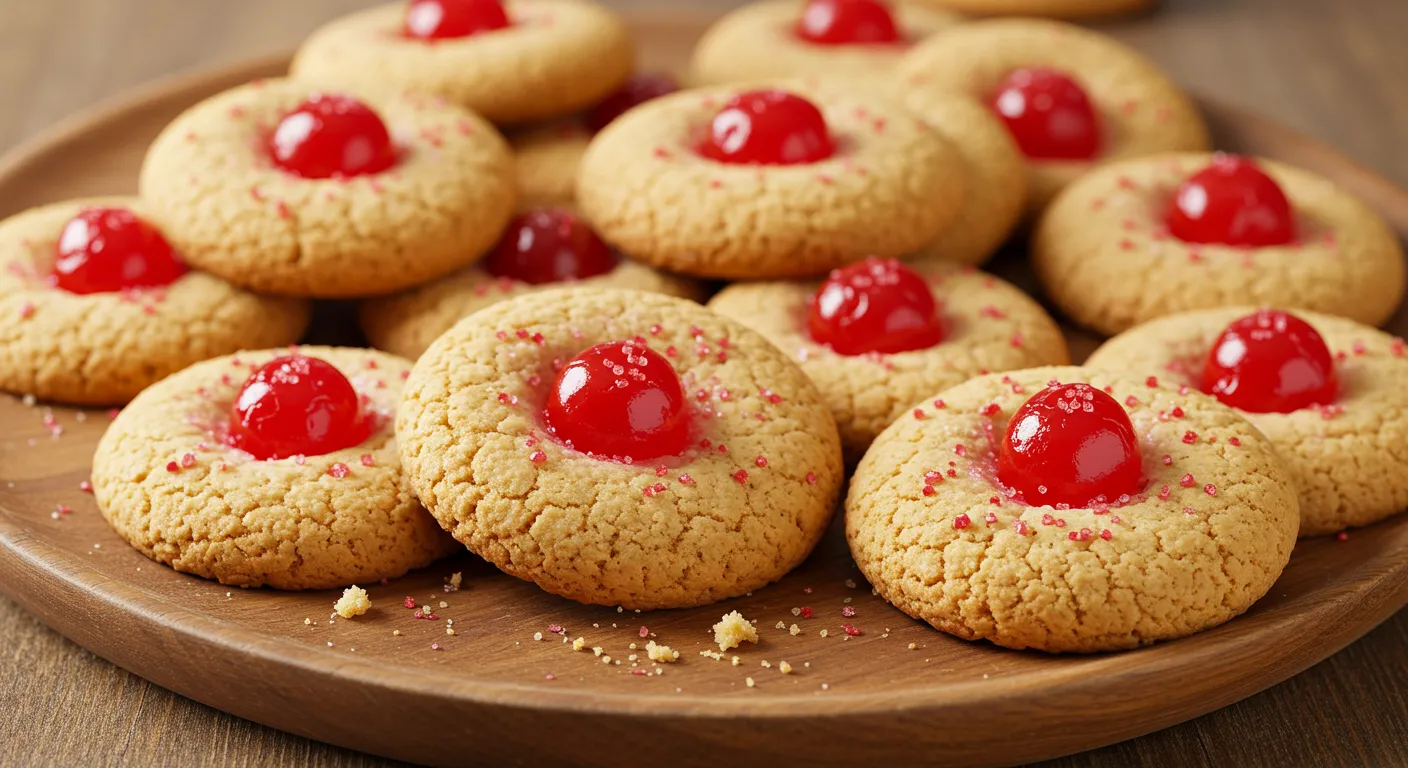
(1166, 155, 1296, 247)
(808, 258, 944, 356)
(227, 355, 370, 461)
(990, 67, 1102, 161)
(796, 0, 901, 46)
(585, 74, 679, 133)
(51, 208, 188, 295)
(482, 208, 617, 285)
(268, 94, 398, 180)
(1200, 310, 1336, 413)
(404, 0, 510, 39)
(697, 89, 836, 165)
(999, 383, 1143, 508)
(543, 340, 690, 461)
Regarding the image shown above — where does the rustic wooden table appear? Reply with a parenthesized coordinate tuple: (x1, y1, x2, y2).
(1, 1, 1406, 766)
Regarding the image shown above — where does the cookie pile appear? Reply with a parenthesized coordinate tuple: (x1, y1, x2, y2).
(9, 0, 1404, 654)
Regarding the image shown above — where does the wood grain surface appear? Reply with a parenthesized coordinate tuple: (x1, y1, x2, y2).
(1, 1, 1407, 767)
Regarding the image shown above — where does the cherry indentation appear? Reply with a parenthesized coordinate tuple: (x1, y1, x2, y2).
(482, 209, 617, 285)
(999, 383, 1143, 508)
(1200, 309, 1336, 413)
(586, 74, 679, 133)
(697, 89, 835, 166)
(1167, 155, 1296, 247)
(990, 67, 1102, 161)
(404, 0, 510, 40)
(268, 94, 397, 180)
(227, 355, 370, 461)
(52, 208, 188, 295)
(796, 0, 901, 46)
(808, 258, 944, 356)
(543, 341, 690, 462)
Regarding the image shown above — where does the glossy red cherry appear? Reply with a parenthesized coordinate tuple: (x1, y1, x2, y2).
(404, 0, 510, 39)
(999, 383, 1143, 508)
(268, 94, 397, 180)
(1166, 155, 1296, 247)
(1200, 310, 1336, 414)
(990, 67, 1102, 161)
(51, 208, 188, 295)
(482, 209, 617, 285)
(543, 341, 690, 462)
(808, 258, 944, 356)
(227, 355, 369, 461)
(585, 74, 679, 133)
(796, 0, 901, 45)
(697, 89, 836, 166)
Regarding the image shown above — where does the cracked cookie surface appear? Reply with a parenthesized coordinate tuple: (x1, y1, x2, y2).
(0, 198, 309, 405)
(1087, 307, 1408, 536)
(1033, 153, 1406, 335)
(396, 287, 844, 609)
(846, 365, 1299, 652)
(139, 78, 517, 298)
(708, 261, 1067, 459)
(93, 346, 459, 590)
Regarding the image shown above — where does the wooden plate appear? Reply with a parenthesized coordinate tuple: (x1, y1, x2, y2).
(2, 13, 1407, 768)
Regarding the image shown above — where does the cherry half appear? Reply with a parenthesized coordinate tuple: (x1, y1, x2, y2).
(1166, 155, 1296, 247)
(999, 383, 1143, 508)
(585, 74, 679, 133)
(404, 0, 511, 40)
(51, 208, 188, 295)
(1200, 310, 1337, 414)
(697, 89, 836, 166)
(796, 0, 901, 46)
(990, 67, 1102, 161)
(268, 94, 398, 180)
(227, 355, 370, 461)
(482, 208, 617, 285)
(808, 258, 944, 356)
(543, 340, 690, 462)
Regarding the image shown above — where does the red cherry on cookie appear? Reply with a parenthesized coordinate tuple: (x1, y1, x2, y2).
(543, 340, 690, 462)
(404, 0, 510, 39)
(697, 89, 836, 166)
(1200, 310, 1336, 413)
(227, 355, 370, 461)
(808, 258, 945, 356)
(1166, 155, 1296, 247)
(990, 67, 1102, 161)
(585, 74, 679, 133)
(482, 208, 617, 285)
(796, 0, 901, 46)
(268, 94, 398, 180)
(999, 383, 1143, 508)
(51, 208, 188, 295)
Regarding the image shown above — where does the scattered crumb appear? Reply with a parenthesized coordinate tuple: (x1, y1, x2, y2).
(602, 655, 613, 664)
(713, 610, 759, 651)
(446, 628, 456, 636)
(731, 656, 741, 666)
(573, 637, 587, 652)
(592, 646, 604, 657)
(761, 660, 772, 669)
(393, 630, 401, 637)
(819, 629, 829, 638)
(448, 572, 463, 591)
(779, 661, 793, 675)
(908, 643, 918, 650)
(745, 677, 756, 688)
(844, 579, 857, 589)
(646, 641, 679, 663)
(533, 632, 544, 641)
(699, 650, 725, 661)
(303, 618, 311, 626)
(789, 624, 801, 636)
(333, 586, 370, 619)
(438, 601, 448, 609)
(775, 621, 786, 630)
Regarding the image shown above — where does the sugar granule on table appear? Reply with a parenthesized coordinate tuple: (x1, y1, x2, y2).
(333, 586, 370, 619)
(712, 610, 759, 651)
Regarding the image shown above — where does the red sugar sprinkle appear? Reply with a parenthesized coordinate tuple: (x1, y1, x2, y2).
(842, 624, 862, 637)
(1100, 529, 1113, 540)
(530, 450, 547, 464)
(180, 452, 197, 468)
(984, 511, 998, 524)
(922, 486, 937, 497)
(431, 644, 440, 651)
(805, 472, 817, 485)
(404, 596, 417, 609)
(165, 461, 180, 474)
(699, 439, 712, 449)
(732, 469, 748, 484)
(841, 606, 857, 618)
(924, 470, 942, 485)
(1041, 514, 1056, 526)
(1337, 531, 1350, 542)
(1146, 377, 1159, 388)
(631, 669, 648, 676)
(55, 504, 71, 516)
(1182, 431, 1198, 444)
(980, 403, 1001, 416)
(1158, 485, 1171, 500)
(19, 302, 35, 319)
(656, 466, 669, 477)
(1204, 484, 1217, 496)
(360, 454, 375, 467)
(1180, 474, 1196, 488)
(718, 444, 729, 454)
(548, 624, 564, 634)
(933, 399, 946, 409)
(1228, 437, 1242, 447)
(679, 474, 695, 485)
(953, 514, 972, 530)
(79, 481, 93, 493)
(327, 463, 350, 479)
(1171, 406, 1185, 418)
(912, 408, 927, 420)
(754, 456, 768, 468)
(954, 444, 967, 457)
(642, 483, 668, 497)
(1161, 454, 1174, 466)
(799, 606, 814, 619)
(979, 305, 1006, 319)
(1124, 396, 1140, 407)
(989, 496, 1001, 506)
(946, 469, 957, 478)
(495, 330, 508, 341)
(639, 626, 650, 638)
(664, 345, 678, 357)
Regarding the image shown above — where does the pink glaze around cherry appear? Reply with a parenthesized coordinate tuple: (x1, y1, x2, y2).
(51, 208, 188, 295)
(227, 355, 370, 461)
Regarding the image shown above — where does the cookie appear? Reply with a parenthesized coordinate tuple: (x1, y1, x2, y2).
(897, 18, 1208, 213)
(361, 208, 703, 359)
(1032, 153, 1406, 335)
(1087, 307, 1408, 537)
(139, 78, 517, 298)
(689, 0, 961, 86)
(846, 366, 1299, 652)
(903, 92, 1027, 265)
(911, 0, 1154, 20)
(93, 347, 459, 590)
(397, 287, 845, 609)
(576, 83, 966, 279)
(290, 0, 634, 125)
(708, 258, 1067, 459)
(0, 198, 309, 405)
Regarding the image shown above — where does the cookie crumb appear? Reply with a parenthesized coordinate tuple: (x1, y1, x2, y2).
(593, 646, 604, 657)
(645, 641, 679, 663)
(333, 586, 370, 619)
(712, 610, 759, 651)
(789, 624, 801, 636)
(779, 661, 793, 675)
(572, 637, 586, 651)
(745, 677, 756, 688)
